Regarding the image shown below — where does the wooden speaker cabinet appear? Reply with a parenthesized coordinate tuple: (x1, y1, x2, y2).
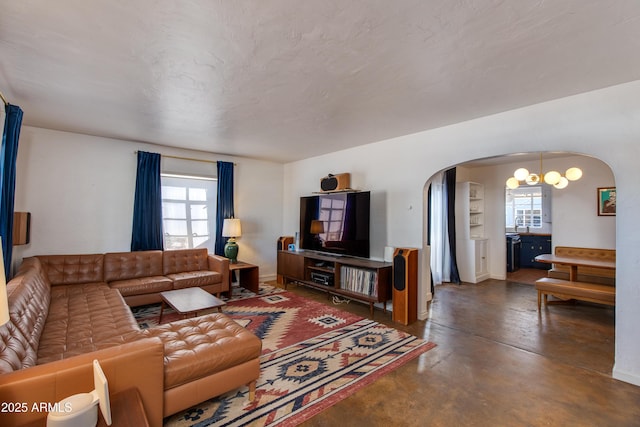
(276, 236, 294, 284)
(277, 236, 294, 251)
(392, 247, 418, 325)
(320, 173, 351, 192)
(13, 212, 31, 245)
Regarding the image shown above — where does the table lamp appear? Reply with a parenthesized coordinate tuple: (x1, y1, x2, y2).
(310, 220, 325, 248)
(222, 218, 242, 263)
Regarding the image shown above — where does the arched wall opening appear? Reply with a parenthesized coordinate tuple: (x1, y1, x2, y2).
(420, 151, 616, 366)
(422, 151, 615, 295)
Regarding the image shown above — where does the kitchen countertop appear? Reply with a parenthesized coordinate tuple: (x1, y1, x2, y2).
(505, 232, 552, 236)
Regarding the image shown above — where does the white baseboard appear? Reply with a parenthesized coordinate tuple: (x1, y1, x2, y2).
(260, 273, 277, 283)
(612, 366, 640, 387)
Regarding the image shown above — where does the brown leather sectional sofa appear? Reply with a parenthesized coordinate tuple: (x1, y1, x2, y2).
(0, 248, 262, 426)
(38, 248, 230, 307)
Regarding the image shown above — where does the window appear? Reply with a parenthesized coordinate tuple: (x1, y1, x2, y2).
(161, 174, 217, 252)
(505, 186, 542, 228)
(318, 194, 346, 241)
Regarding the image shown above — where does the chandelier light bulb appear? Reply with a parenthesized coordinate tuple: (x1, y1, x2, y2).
(565, 167, 583, 181)
(513, 168, 529, 181)
(553, 177, 569, 189)
(525, 173, 540, 185)
(506, 177, 520, 189)
(543, 170, 561, 185)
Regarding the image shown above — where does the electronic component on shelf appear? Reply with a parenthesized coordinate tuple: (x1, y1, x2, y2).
(310, 271, 333, 286)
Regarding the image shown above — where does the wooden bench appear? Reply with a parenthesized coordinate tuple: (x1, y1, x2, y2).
(547, 246, 615, 285)
(535, 277, 616, 310)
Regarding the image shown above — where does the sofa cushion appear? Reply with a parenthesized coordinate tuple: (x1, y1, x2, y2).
(5, 258, 51, 353)
(0, 258, 52, 374)
(109, 276, 173, 296)
(167, 270, 222, 290)
(163, 248, 209, 275)
(141, 313, 262, 389)
(104, 250, 164, 282)
(48, 282, 110, 298)
(0, 321, 39, 374)
(37, 286, 141, 364)
(36, 254, 104, 286)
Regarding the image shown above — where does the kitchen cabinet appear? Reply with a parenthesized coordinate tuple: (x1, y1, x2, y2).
(519, 234, 552, 269)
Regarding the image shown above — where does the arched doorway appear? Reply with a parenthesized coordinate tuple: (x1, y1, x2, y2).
(424, 152, 615, 291)
(422, 151, 616, 369)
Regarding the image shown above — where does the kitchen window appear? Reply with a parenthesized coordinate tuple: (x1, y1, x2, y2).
(505, 186, 542, 229)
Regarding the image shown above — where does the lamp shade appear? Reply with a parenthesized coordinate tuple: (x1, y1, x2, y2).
(513, 168, 529, 181)
(506, 177, 520, 189)
(565, 167, 583, 181)
(553, 176, 569, 189)
(0, 238, 9, 326)
(543, 170, 561, 185)
(310, 220, 325, 234)
(525, 173, 540, 185)
(222, 218, 242, 238)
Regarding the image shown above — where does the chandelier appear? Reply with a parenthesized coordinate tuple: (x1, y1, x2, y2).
(506, 153, 582, 190)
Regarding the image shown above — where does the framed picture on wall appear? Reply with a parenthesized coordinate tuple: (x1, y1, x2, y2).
(597, 187, 616, 216)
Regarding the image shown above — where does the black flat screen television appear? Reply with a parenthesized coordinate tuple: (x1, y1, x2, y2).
(299, 191, 370, 258)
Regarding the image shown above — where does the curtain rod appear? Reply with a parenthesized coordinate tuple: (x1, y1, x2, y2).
(134, 151, 236, 166)
(0, 90, 7, 106)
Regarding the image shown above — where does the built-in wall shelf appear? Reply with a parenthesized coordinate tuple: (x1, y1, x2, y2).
(455, 181, 489, 283)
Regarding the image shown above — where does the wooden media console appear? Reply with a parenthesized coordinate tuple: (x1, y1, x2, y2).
(277, 250, 392, 318)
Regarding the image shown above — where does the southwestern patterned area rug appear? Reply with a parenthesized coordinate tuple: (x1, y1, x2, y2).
(131, 286, 436, 426)
(132, 286, 364, 352)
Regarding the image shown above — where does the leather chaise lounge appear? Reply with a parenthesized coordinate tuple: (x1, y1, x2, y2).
(0, 248, 262, 427)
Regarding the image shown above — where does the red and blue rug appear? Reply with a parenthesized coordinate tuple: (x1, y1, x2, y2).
(132, 287, 436, 426)
(132, 286, 363, 353)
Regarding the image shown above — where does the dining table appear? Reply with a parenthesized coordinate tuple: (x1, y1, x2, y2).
(533, 253, 616, 281)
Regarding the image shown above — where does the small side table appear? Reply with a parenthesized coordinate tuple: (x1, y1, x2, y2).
(229, 261, 260, 295)
(98, 387, 149, 427)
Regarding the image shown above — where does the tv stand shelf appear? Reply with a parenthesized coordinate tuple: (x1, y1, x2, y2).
(277, 250, 392, 318)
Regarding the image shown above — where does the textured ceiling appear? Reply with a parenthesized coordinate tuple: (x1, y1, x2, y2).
(1, 1, 640, 162)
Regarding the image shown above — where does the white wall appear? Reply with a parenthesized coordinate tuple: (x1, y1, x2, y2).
(13, 126, 284, 281)
(283, 80, 640, 387)
(460, 155, 616, 280)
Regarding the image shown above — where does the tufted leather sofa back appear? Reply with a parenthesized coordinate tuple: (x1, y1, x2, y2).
(104, 250, 163, 282)
(163, 248, 209, 275)
(0, 257, 51, 374)
(36, 254, 104, 285)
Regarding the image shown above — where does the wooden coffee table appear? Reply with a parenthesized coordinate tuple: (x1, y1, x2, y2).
(159, 287, 226, 322)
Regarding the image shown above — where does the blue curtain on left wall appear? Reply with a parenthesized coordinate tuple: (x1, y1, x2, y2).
(131, 151, 164, 251)
(444, 167, 460, 284)
(0, 104, 23, 277)
(214, 161, 234, 256)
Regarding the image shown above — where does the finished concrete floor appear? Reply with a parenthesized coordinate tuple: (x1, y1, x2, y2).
(274, 275, 640, 426)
